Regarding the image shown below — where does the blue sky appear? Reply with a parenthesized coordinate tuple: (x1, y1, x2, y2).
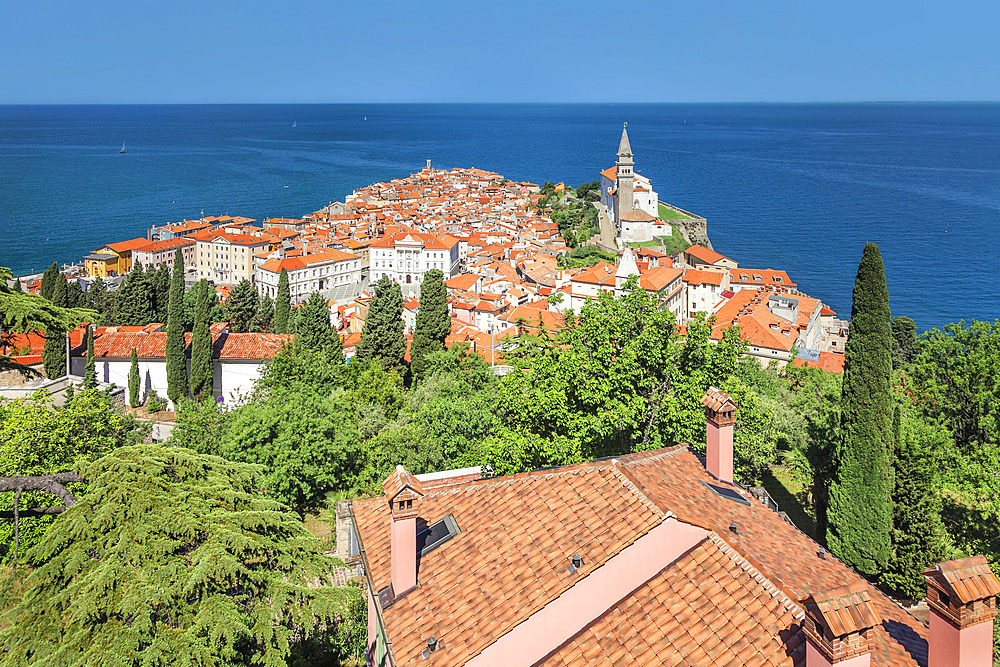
(1, 0, 996, 103)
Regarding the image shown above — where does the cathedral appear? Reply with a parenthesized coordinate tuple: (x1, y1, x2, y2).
(599, 124, 661, 243)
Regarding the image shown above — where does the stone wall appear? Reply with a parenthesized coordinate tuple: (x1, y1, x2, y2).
(659, 201, 712, 250)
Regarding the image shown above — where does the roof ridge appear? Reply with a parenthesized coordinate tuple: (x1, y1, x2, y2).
(707, 531, 805, 621)
(610, 461, 668, 519)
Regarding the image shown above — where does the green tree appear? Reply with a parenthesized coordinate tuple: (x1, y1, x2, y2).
(0, 444, 349, 665)
(256, 294, 275, 332)
(891, 315, 919, 367)
(38, 262, 58, 301)
(151, 264, 171, 324)
(410, 269, 450, 382)
(65, 279, 85, 309)
(165, 249, 188, 405)
(190, 280, 214, 401)
(11, 277, 22, 292)
(42, 275, 68, 379)
(0, 388, 146, 562)
(253, 340, 342, 400)
(274, 268, 291, 333)
(113, 260, 156, 326)
(356, 277, 406, 376)
(86, 276, 110, 323)
(296, 292, 337, 356)
(224, 279, 259, 334)
(128, 348, 140, 408)
(183, 280, 222, 331)
(827, 243, 894, 576)
(83, 325, 96, 389)
(882, 407, 952, 599)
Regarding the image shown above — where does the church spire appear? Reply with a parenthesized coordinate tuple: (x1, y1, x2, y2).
(617, 122, 633, 158)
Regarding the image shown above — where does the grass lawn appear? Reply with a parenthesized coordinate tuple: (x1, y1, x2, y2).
(762, 465, 818, 541)
(658, 203, 692, 220)
(658, 224, 689, 255)
(627, 240, 662, 248)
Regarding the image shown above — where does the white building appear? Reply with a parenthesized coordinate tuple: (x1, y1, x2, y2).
(69, 327, 294, 410)
(369, 231, 460, 297)
(256, 249, 363, 303)
(194, 231, 274, 286)
(133, 238, 197, 272)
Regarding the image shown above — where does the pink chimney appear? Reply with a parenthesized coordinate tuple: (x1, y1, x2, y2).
(800, 582, 880, 667)
(701, 387, 737, 484)
(381, 465, 425, 596)
(923, 556, 1000, 667)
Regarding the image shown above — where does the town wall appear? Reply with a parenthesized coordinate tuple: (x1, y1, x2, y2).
(660, 201, 712, 250)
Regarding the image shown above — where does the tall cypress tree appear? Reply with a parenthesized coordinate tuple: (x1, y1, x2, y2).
(165, 249, 188, 405)
(410, 269, 450, 382)
(129, 349, 140, 408)
(295, 292, 338, 356)
(256, 294, 275, 332)
(66, 279, 85, 308)
(13, 277, 23, 292)
(274, 268, 290, 334)
(42, 276, 69, 379)
(152, 264, 171, 324)
(39, 262, 59, 301)
(88, 277, 109, 323)
(190, 280, 214, 401)
(356, 277, 406, 375)
(83, 325, 97, 389)
(224, 279, 259, 334)
(114, 261, 155, 326)
(827, 242, 893, 576)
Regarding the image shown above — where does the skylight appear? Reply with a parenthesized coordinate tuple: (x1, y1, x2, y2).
(417, 514, 461, 557)
(701, 481, 751, 506)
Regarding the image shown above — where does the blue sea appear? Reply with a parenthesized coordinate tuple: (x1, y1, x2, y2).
(1, 103, 997, 329)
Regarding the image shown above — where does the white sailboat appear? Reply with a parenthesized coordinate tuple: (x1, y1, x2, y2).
(292, 121, 297, 127)
(119, 141, 126, 154)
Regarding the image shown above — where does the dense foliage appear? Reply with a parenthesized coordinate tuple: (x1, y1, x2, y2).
(356, 277, 406, 376)
(41, 275, 68, 378)
(827, 243, 894, 576)
(409, 269, 449, 382)
(0, 445, 349, 666)
(225, 279, 259, 334)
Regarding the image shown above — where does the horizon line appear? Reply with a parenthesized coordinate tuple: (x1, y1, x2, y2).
(1, 100, 999, 107)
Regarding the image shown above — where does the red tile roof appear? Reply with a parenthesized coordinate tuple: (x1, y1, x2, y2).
(76, 329, 292, 360)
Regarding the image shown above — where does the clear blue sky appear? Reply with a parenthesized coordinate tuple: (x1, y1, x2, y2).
(1, 0, 996, 103)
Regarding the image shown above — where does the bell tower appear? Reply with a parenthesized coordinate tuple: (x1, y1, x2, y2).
(615, 122, 635, 225)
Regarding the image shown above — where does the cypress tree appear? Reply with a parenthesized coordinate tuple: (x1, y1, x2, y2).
(129, 349, 140, 408)
(88, 277, 109, 322)
(356, 277, 406, 375)
(827, 243, 894, 576)
(274, 268, 290, 333)
(165, 249, 188, 405)
(83, 325, 97, 389)
(152, 264, 171, 324)
(882, 408, 951, 599)
(39, 262, 58, 301)
(13, 277, 23, 292)
(114, 261, 155, 326)
(410, 269, 450, 382)
(295, 292, 336, 355)
(190, 280, 214, 401)
(66, 279, 85, 308)
(42, 276, 68, 379)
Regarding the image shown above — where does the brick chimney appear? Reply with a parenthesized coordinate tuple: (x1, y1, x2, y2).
(701, 387, 737, 484)
(800, 582, 880, 667)
(381, 465, 426, 596)
(923, 556, 1000, 667)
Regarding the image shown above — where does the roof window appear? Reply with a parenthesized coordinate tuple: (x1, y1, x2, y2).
(417, 514, 461, 557)
(701, 480, 751, 506)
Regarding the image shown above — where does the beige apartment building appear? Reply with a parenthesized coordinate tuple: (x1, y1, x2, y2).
(194, 231, 274, 285)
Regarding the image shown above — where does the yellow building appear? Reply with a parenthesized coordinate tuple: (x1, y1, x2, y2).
(84, 238, 150, 277)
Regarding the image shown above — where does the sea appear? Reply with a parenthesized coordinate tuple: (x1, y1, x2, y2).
(1, 103, 997, 330)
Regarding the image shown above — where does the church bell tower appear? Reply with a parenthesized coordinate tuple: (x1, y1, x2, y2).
(615, 122, 635, 225)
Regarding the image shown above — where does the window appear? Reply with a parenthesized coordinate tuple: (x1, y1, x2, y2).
(417, 514, 461, 557)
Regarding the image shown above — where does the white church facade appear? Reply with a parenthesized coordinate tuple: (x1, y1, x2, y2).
(599, 124, 666, 244)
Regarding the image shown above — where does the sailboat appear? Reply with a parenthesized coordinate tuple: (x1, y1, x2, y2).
(292, 121, 297, 127)
(119, 141, 127, 154)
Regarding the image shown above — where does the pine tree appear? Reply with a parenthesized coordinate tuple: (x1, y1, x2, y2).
(224, 279, 259, 334)
(165, 249, 188, 405)
(12, 277, 23, 292)
(83, 325, 96, 389)
(410, 269, 450, 382)
(42, 276, 68, 378)
(356, 277, 406, 375)
(295, 292, 336, 355)
(39, 262, 59, 301)
(66, 279, 85, 308)
(256, 294, 275, 332)
(190, 280, 214, 401)
(882, 408, 951, 599)
(274, 268, 291, 333)
(87, 276, 109, 322)
(113, 261, 155, 325)
(0, 445, 347, 666)
(129, 349, 140, 408)
(827, 242, 894, 576)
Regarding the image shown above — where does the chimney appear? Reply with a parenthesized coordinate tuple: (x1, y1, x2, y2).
(381, 465, 425, 596)
(923, 556, 1000, 667)
(701, 387, 737, 484)
(800, 582, 880, 667)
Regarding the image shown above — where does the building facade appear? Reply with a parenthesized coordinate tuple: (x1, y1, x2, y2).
(369, 231, 460, 297)
(133, 238, 197, 272)
(194, 232, 274, 285)
(256, 250, 364, 303)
